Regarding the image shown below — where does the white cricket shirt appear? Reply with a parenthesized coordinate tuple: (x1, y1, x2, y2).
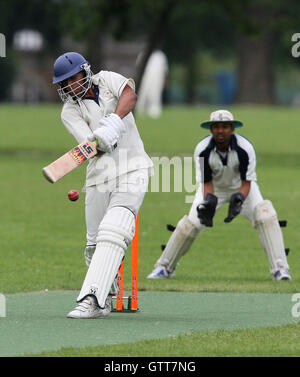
(60, 70, 153, 186)
(194, 134, 257, 191)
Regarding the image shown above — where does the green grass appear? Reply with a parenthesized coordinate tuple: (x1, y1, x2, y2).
(32, 323, 300, 357)
(0, 104, 300, 356)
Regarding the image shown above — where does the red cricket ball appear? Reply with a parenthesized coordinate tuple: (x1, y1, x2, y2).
(68, 190, 79, 201)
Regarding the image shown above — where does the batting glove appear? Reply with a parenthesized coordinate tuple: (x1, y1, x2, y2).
(90, 113, 126, 153)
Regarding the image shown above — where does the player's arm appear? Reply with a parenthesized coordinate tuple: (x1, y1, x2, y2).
(194, 140, 218, 227)
(225, 137, 256, 223)
(239, 180, 250, 199)
(203, 181, 214, 197)
(224, 180, 250, 223)
(197, 181, 218, 227)
(61, 106, 94, 144)
(115, 85, 137, 119)
(90, 85, 136, 153)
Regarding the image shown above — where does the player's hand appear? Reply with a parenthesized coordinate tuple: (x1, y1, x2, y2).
(87, 136, 104, 156)
(91, 113, 126, 153)
(224, 193, 245, 223)
(197, 193, 218, 227)
(99, 113, 125, 131)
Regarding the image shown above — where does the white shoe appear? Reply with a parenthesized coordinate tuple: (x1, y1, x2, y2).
(273, 269, 292, 281)
(147, 265, 174, 279)
(67, 295, 112, 319)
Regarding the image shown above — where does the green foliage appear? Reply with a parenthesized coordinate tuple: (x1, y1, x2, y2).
(1, 0, 300, 103)
(0, 0, 62, 49)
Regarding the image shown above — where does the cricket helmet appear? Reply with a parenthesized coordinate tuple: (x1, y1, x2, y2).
(200, 109, 243, 129)
(53, 52, 93, 102)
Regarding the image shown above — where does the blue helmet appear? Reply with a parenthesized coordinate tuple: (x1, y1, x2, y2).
(53, 52, 93, 102)
(53, 52, 89, 84)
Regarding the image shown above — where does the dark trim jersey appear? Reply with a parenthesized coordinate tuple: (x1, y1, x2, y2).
(194, 134, 257, 190)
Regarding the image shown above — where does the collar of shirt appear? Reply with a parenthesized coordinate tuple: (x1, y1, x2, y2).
(84, 84, 99, 105)
(214, 145, 231, 153)
(210, 135, 237, 166)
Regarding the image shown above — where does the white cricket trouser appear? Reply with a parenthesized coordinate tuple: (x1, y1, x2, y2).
(85, 169, 150, 246)
(186, 181, 289, 274)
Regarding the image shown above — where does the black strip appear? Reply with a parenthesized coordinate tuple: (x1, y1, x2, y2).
(230, 134, 249, 180)
(199, 137, 215, 182)
(216, 150, 228, 166)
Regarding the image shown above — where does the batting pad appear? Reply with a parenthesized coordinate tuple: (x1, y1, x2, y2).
(77, 206, 135, 308)
(156, 215, 201, 273)
(254, 200, 289, 274)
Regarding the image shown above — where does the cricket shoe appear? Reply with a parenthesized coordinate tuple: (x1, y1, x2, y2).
(147, 265, 174, 279)
(67, 294, 112, 319)
(273, 269, 292, 281)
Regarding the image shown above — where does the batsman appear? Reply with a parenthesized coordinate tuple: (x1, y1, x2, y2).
(148, 110, 291, 281)
(52, 52, 153, 318)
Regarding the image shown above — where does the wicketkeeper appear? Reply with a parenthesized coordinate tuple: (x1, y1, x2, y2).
(148, 110, 291, 281)
(53, 52, 153, 318)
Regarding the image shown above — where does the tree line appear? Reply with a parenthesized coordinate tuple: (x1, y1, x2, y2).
(0, 0, 299, 103)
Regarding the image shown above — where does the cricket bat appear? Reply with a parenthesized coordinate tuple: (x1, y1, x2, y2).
(42, 140, 98, 183)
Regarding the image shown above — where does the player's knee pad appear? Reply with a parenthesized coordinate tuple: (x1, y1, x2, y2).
(254, 199, 278, 225)
(254, 200, 289, 274)
(156, 215, 201, 273)
(97, 206, 136, 249)
(77, 206, 136, 307)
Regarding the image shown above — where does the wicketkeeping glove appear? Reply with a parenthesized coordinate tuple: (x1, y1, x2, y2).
(196, 193, 218, 227)
(224, 193, 245, 223)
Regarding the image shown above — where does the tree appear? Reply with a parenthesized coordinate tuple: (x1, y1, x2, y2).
(0, 0, 63, 100)
(220, 0, 300, 104)
(1, 0, 299, 104)
(128, 0, 178, 95)
(162, 0, 236, 103)
(58, 0, 178, 95)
